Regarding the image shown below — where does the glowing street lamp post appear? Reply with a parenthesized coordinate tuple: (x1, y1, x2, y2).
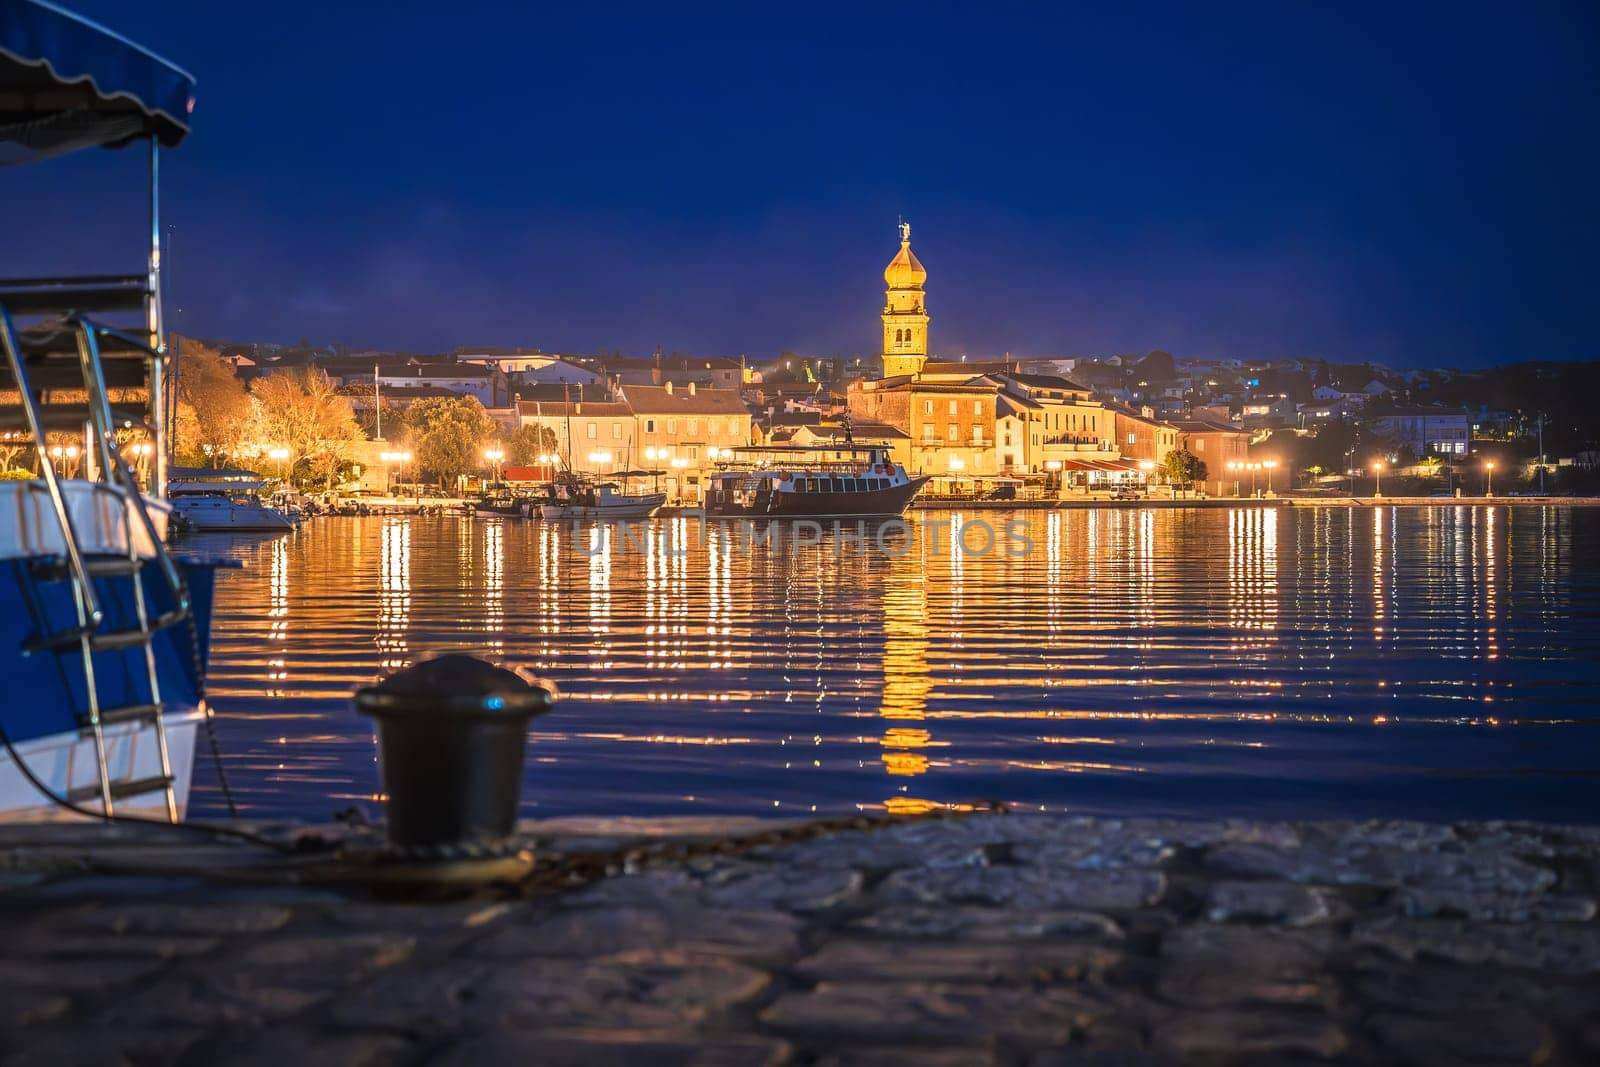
(1226, 461, 1241, 498)
(380, 450, 412, 497)
(1484, 460, 1496, 497)
(1138, 459, 1156, 494)
(268, 446, 291, 487)
(484, 447, 505, 483)
(1371, 460, 1385, 499)
(645, 447, 673, 492)
(49, 445, 81, 478)
(1262, 459, 1278, 497)
(587, 451, 612, 476)
(670, 456, 689, 503)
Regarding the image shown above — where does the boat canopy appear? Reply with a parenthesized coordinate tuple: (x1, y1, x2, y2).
(168, 466, 263, 481)
(0, 0, 195, 164)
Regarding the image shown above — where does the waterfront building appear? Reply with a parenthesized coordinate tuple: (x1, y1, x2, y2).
(987, 373, 1116, 472)
(995, 392, 1036, 472)
(627, 382, 754, 478)
(515, 396, 636, 467)
(1171, 418, 1252, 496)
(515, 383, 753, 499)
(608, 353, 752, 390)
(1106, 402, 1180, 466)
(848, 377, 998, 476)
(1369, 407, 1471, 458)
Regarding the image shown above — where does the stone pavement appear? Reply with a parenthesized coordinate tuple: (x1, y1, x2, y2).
(2, 813, 1599, 1064)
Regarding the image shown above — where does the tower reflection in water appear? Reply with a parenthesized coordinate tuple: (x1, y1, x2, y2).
(195, 507, 1595, 823)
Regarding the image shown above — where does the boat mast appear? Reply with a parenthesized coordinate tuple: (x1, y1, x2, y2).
(148, 139, 169, 493)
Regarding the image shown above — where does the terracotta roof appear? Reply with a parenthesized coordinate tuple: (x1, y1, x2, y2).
(515, 399, 632, 419)
(1103, 401, 1176, 429)
(1001, 370, 1092, 392)
(515, 383, 610, 403)
(1171, 418, 1248, 435)
(624, 385, 751, 416)
(996, 394, 1035, 418)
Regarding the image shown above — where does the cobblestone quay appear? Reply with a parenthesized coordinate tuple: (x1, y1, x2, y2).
(2, 814, 1599, 1064)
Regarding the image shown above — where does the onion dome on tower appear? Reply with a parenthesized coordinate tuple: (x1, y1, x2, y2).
(881, 220, 929, 379)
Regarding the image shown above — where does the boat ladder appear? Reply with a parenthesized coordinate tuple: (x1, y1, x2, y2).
(0, 301, 192, 820)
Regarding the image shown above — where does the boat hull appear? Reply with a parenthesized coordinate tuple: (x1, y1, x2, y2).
(171, 497, 295, 531)
(705, 476, 929, 518)
(539, 494, 666, 521)
(0, 708, 202, 821)
(0, 555, 221, 820)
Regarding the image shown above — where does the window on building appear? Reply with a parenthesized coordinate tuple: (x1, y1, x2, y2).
(586, 422, 597, 439)
(667, 418, 677, 434)
(946, 423, 958, 442)
(708, 419, 720, 435)
(948, 400, 958, 415)
(687, 419, 698, 435)
(1127, 432, 1136, 445)
(973, 401, 982, 415)
(645, 419, 656, 433)
(971, 426, 983, 445)
(612, 423, 621, 439)
(922, 424, 936, 442)
(923, 400, 933, 415)
(1194, 439, 1205, 451)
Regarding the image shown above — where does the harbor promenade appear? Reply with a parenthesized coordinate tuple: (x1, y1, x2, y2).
(2, 812, 1597, 1064)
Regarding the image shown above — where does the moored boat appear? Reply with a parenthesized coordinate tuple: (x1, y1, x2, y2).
(0, 0, 226, 821)
(168, 469, 296, 532)
(474, 483, 534, 518)
(538, 475, 665, 520)
(705, 445, 929, 518)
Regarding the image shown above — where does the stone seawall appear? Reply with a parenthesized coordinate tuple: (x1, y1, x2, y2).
(1, 814, 1597, 1064)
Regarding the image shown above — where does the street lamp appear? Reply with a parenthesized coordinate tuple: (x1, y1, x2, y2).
(587, 450, 612, 474)
(1484, 460, 1496, 497)
(484, 447, 504, 483)
(1371, 460, 1385, 498)
(1262, 459, 1278, 497)
(1226, 460, 1242, 497)
(268, 446, 290, 486)
(380, 449, 412, 497)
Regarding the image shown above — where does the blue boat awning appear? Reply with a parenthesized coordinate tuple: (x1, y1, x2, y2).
(0, 0, 194, 163)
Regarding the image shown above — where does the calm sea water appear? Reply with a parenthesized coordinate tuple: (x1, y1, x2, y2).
(187, 506, 1600, 824)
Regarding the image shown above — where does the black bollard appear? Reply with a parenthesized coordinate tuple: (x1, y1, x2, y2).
(354, 654, 555, 852)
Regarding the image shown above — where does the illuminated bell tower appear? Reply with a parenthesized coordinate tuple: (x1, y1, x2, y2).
(881, 220, 928, 379)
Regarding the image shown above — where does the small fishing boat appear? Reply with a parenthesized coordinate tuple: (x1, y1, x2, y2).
(0, 0, 227, 821)
(705, 445, 928, 517)
(538, 474, 665, 520)
(474, 483, 534, 518)
(168, 470, 296, 532)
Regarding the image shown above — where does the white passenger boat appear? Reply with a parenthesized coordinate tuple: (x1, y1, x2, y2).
(168, 469, 296, 532)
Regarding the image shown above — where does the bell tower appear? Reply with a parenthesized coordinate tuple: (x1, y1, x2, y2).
(881, 221, 928, 379)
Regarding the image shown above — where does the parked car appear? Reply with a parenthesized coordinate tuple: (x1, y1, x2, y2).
(989, 484, 1018, 500)
(1113, 485, 1144, 500)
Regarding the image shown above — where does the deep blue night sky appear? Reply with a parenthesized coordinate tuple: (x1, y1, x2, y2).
(6, 2, 1597, 366)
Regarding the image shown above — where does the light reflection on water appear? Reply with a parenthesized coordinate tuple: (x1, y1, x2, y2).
(190, 507, 1600, 823)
